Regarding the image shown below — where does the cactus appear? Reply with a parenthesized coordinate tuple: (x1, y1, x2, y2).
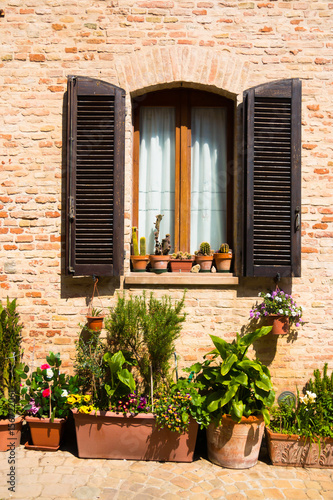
(132, 227, 139, 256)
(219, 243, 230, 253)
(162, 234, 171, 255)
(199, 242, 211, 256)
(140, 237, 146, 256)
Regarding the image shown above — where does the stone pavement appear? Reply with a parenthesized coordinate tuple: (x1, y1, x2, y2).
(1, 433, 333, 500)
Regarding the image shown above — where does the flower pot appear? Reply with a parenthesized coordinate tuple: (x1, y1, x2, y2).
(194, 255, 213, 272)
(86, 315, 105, 331)
(25, 416, 66, 450)
(267, 315, 289, 335)
(0, 417, 23, 452)
(214, 252, 232, 273)
(148, 255, 170, 273)
(72, 409, 198, 462)
(130, 255, 149, 272)
(169, 258, 194, 273)
(266, 427, 333, 468)
(206, 414, 265, 469)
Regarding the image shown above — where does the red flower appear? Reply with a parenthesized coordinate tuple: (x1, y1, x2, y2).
(41, 363, 51, 370)
(42, 388, 50, 398)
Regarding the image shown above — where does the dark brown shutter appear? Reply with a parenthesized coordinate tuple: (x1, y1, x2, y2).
(66, 76, 125, 276)
(243, 79, 301, 277)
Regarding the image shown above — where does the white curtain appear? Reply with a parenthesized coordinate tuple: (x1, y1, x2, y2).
(190, 107, 227, 254)
(139, 107, 175, 254)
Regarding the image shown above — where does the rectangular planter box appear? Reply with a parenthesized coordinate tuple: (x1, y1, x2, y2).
(266, 427, 333, 468)
(72, 409, 198, 462)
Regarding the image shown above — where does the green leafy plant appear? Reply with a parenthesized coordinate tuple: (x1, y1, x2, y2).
(103, 351, 136, 406)
(90, 307, 103, 317)
(105, 292, 186, 392)
(250, 289, 303, 327)
(189, 326, 275, 425)
(269, 364, 333, 440)
(22, 352, 78, 421)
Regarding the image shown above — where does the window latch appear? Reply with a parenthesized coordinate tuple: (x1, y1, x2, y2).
(295, 206, 300, 232)
(69, 196, 75, 222)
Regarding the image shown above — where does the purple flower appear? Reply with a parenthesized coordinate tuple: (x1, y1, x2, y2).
(249, 310, 254, 318)
(29, 398, 40, 415)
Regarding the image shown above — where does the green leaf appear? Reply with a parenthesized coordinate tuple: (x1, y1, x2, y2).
(237, 359, 261, 372)
(118, 368, 136, 393)
(238, 326, 272, 349)
(262, 408, 270, 426)
(231, 400, 244, 421)
(205, 390, 225, 412)
(210, 335, 236, 360)
(221, 353, 237, 376)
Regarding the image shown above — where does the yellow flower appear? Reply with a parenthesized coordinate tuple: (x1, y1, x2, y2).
(83, 394, 92, 403)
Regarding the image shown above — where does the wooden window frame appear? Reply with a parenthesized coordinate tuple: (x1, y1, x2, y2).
(132, 88, 234, 253)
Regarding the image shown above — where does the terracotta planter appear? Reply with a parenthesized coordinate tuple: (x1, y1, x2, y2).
(25, 416, 66, 450)
(267, 315, 289, 335)
(194, 255, 213, 273)
(0, 417, 23, 452)
(266, 427, 333, 468)
(169, 258, 194, 273)
(86, 315, 105, 331)
(72, 409, 198, 462)
(148, 255, 170, 273)
(206, 414, 265, 469)
(214, 252, 232, 273)
(130, 255, 149, 272)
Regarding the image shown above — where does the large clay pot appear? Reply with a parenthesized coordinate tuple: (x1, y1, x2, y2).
(169, 258, 194, 273)
(206, 414, 265, 469)
(214, 252, 232, 273)
(72, 409, 198, 462)
(266, 427, 333, 468)
(194, 255, 213, 272)
(0, 417, 23, 452)
(130, 255, 149, 272)
(268, 315, 289, 335)
(148, 255, 170, 273)
(25, 416, 66, 450)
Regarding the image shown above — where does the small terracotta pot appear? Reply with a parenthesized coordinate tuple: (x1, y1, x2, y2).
(130, 255, 149, 272)
(194, 255, 213, 272)
(214, 252, 232, 273)
(148, 255, 170, 273)
(0, 416, 23, 452)
(86, 315, 105, 331)
(267, 315, 289, 335)
(169, 258, 194, 273)
(206, 414, 265, 469)
(25, 416, 66, 449)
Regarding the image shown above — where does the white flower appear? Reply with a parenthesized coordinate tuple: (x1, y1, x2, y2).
(278, 309, 284, 315)
(275, 297, 282, 302)
(46, 369, 54, 380)
(291, 311, 296, 316)
(61, 389, 68, 397)
(265, 293, 271, 298)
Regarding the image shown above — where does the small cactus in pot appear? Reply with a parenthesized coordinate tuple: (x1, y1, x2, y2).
(131, 227, 149, 272)
(214, 242, 233, 273)
(194, 242, 214, 272)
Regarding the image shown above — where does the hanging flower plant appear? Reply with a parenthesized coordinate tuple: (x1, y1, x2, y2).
(250, 289, 303, 327)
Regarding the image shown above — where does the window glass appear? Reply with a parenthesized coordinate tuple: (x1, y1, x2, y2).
(190, 107, 227, 253)
(139, 107, 176, 254)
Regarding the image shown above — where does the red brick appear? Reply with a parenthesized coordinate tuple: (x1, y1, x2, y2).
(26, 292, 42, 298)
(65, 47, 78, 53)
(29, 54, 46, 62)
(260, 26, 273, 32)
(314, 168, 329, 174)
(302, 247, 318, 253)
(315, 57, 331, 65)
(16, 235, 33, 242)
(52, 24, 64, 31)
(322, 215, 333, 222)
(45, 211, 60, 218)
(20, 8, 34, 14)
(3, 244, 17, 250)
(48, 86, 64, 92)
(0, 212, 9, 218)
(193, 9, 207, 15)
(302, 143, 317, 150)
(312, 223, 328, 230)
(307, 104, 320, 111)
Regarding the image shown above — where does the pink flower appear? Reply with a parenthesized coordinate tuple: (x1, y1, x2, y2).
(41, 363, 51, 370)
(42, 388, 50, 398)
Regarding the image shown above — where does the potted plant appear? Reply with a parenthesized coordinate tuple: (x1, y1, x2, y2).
(250, 288, 303, 335)
(68, 292, 202, 461)
(22, 352, 78, 450)
(148, 214, 171, 273)
(266, 364, 333, 467)
(169, 251, 194, 273)
(130, 226, 149, 272)
(214, 243, 233, 273)
(86, 277, 105, 331)
(194, 242, 214, 272)
(0, 298, 25, 452)
(189, 326, 275, 468)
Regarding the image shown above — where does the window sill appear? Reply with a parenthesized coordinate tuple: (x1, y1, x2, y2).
(124, 272, 238, 286)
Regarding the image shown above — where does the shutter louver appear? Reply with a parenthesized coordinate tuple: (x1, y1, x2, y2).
(243, 79, 301, 277)
(66, 77, 125, 276)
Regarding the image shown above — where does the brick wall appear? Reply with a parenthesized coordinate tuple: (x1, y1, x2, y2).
(0, 1, 332, 395)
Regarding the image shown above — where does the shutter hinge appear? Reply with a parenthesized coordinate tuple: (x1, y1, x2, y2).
(295, 206, 300, 232)
(69, 196, 75, 222)
(68, 266, 75, 274)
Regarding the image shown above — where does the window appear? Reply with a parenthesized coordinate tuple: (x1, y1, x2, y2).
(132, 89, 234, 255)
(66, 77, 301, 278)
